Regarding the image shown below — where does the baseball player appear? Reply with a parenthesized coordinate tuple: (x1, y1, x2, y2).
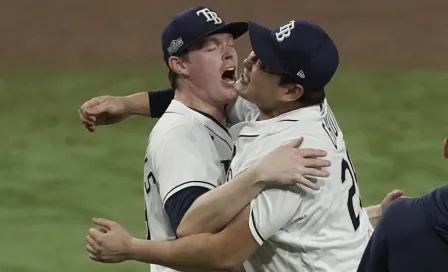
(356, 139, 448, 272)
(85, 19, 403, 272)
(84, 7, 333, 272)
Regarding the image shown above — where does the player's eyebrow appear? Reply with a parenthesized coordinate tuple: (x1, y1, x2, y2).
(203, 36, 234, 47)
(202, 37, 219, 46)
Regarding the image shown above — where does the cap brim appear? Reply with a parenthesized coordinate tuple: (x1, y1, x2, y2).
(206, 21, 248, 39)
(248, 21, 285, 74)
(178, 22, 248, 55)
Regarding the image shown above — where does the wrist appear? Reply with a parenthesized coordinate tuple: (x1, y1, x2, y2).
(368, 204, 382, 218)
(245, 165, 267, 187)
(127, 237, 140, 261)
(129, 238, 171, 265)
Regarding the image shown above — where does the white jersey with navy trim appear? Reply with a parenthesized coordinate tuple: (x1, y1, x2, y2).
(144, 100, 234, 272)
(228, 98, 373, 272)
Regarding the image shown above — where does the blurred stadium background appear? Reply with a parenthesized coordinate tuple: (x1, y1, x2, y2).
(1, 0, 447, 271)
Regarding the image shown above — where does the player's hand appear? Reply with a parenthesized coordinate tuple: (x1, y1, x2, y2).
(253, 137, 331, 190)
(380, 189, 404, 212)
(444, 138, 448, 159)
(78, 96, 131, 132)
(86, 217, 133, 263)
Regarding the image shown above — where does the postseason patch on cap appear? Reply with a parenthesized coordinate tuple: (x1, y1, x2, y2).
(167, 37, 184, 55)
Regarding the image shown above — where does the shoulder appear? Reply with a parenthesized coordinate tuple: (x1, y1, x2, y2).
(264, 120, 326, 148)
(226, 97, 260, 124)
(149, 114, 208, 151)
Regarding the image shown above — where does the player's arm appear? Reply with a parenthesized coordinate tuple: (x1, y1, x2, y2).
(225, 96, 258, 125)
(132, 187, 297, 271)
(176, 167, 264, 238)
(78, 88, 174, 131)
(130, 206, 256, 271)
(365, 190, 403, 228)
(177, 138, 330, 237)
(88, 182, 299, 270)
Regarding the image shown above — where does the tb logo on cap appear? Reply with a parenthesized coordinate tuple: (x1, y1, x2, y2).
(196, 8, 223, 24)
(275, 21, 295, 42)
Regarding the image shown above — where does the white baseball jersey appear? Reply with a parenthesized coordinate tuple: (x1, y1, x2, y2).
(228, 98, 373, 272)
(143, 100, 234, 272)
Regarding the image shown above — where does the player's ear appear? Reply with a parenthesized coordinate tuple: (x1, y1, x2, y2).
(281, 84, 304, 102)
(168, 56, 189, 76)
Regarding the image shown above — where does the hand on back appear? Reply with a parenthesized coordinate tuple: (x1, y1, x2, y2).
(253, 137, 331, 191)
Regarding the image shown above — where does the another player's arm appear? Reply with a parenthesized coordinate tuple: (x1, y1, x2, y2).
(130, 206, 256, 271)
(176, 168, 265, 238)
(131, 188, 297, 271)
(177, 139, 329, 238)
(365, 205, 382, 228)
(128, 88, 174, 117)
(124, 88, 174, 117)
(365, 190, 404, 228)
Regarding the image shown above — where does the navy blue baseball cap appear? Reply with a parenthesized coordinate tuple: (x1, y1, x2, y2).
(161, 6, 248, 64)
(248, 20, 339, 91)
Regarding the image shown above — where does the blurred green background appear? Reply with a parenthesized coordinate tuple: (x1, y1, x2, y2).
(1, 0, 448, 271)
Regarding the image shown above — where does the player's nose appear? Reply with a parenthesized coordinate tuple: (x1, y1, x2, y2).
(243, 52, 256, 70)
(223, 45, 236, 61)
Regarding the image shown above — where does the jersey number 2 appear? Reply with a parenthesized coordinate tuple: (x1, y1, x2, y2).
(341, 151, 362, 231)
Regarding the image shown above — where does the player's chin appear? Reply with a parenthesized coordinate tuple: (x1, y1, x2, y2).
(235, 78, 250, 97)
(219, 80, 238, 100)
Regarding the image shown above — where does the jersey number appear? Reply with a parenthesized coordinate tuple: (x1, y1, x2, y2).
(144, 204, 150, 240)
(341, 151, 362, 231)
(144, 157, 155, 240)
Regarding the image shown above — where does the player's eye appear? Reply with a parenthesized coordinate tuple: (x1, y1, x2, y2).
(204, 44, 218, 51)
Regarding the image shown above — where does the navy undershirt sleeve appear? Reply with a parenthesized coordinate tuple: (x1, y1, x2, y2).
(164, 186, 210, 234)
(148, 88, 175, 118)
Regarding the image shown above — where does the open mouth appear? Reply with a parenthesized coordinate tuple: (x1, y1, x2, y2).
(222, 67, 236, 83)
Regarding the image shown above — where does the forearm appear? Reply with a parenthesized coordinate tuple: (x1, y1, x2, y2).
(365, 204, 382, 228)
(129, 235, 235, 271)
(121, 88, 175, 117)
(177, 167, 264, 237)
(124, 92, 151, 116)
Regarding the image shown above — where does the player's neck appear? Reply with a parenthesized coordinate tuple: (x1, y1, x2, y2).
(258, 102, 301, 120)
(174, 89, 227, 127)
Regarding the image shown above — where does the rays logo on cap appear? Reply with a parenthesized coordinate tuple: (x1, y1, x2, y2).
(275, 21, 295, 42)
(196, 8, 223, 24)
(167, 37, 184, 55)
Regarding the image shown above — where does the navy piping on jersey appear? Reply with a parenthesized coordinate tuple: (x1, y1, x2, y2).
(278, 119, 299, 123)
(319, 103, 325, 116)
(189, 108, 231, 137)
(165, 111, 184, 115)
(162, 181, 217, 205)
(238, 134, 259, 138)
(250, 209, 265, 243)
(205, 126, 233, 151)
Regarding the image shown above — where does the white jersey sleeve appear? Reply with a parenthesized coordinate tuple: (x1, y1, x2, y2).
(249, 185, 302, 245)
(149, 124, 222, 206)
(226, 97, 259, 125)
